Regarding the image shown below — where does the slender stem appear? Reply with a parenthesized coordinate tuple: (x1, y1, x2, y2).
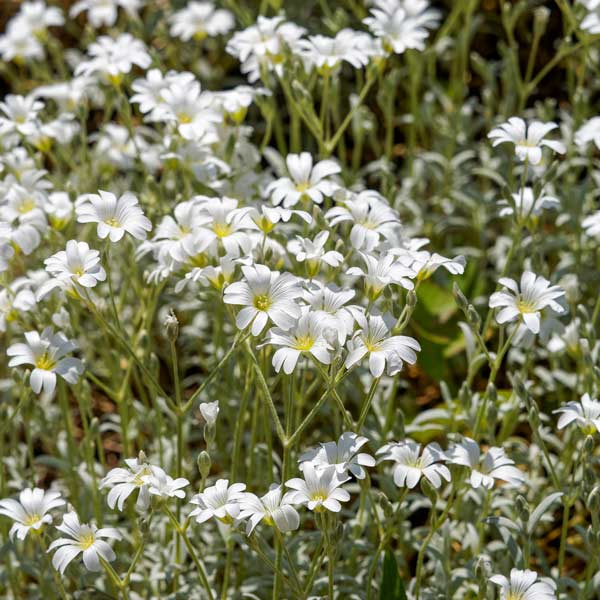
(356, 377, 381, 431)
(164, 506, 215, 600)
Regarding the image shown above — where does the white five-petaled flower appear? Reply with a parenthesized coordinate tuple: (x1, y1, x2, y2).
(76, 190, 152, 242)
(268, 152, 340, 208)
(100, 456, 156, 512)
(490, 568, 556, 600)
(377, 440, 451, 489)
(575, 116, 600, 150)
(144, 467, 189, 500)
(238, 485, 300, 535)
(326, 190, 401, 252)
(169, 1, 234, 41)
(223, 264, 302, 336)
(189, 479, 247, 524)
(38, 239, 106, 300)
(297, 29, 373, 72)
(488, 117, 566, 165)
(49, 511, 122, 574)
(75, 34, 151, 82)
(583, 210, 600, 237)
(553, 393, 600, 433)
(489, 271, 565, 334)
(7, 327, 83, 395)
(287, 231, 343, 276)
(345, 312, 420, 377)
(364, 0, 441, 55)
(284, 463, 350, 513)
(347, 252, 416, 298)
(262, 311, 333, 375)
(70, 0, 142, 28)
(299, 432, 376, 480)
(448, 438, 525, 489)
(0, 488, 64, 540)
(498, 187, 560, 221)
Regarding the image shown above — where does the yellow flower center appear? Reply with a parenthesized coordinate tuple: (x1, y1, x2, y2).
(17, 198, 36, 214)
(178, 112, 193, 124)
(213, 222, 233, 238)
(295, 182, 310, 193)
(105, 217, 121, 227)
(294, 336, 314, 351)
(516, 299, 536, 314)
(79, 532, 96, 550)
(254, 294, 272, 311)
(24, 513, 41, 526)
(35, 353, 56, 371)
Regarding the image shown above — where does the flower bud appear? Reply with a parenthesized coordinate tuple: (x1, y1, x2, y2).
(467, 305, 481, 329)
(164, 309, 179, 342)
(420, 478, 438, 505)
(453, 283, 468, 311)
(197, 451, 211, 479)
(406, 290, 417, 308)
(378, 491, 394, 520)
(515, 494, 530, 522)
(583, 435, 595, 457)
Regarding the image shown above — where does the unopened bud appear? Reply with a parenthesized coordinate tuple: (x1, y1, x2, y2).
(420, 478, 438, 505)
(204, 423, 216, 447)
(528, 405, 540, 429)
(583, 435, 595, 457)
(378, 492, 394, 520)
(533, 6, 550, 33)
(164, 310, 179, 341)
(138, 450, 147, 464)
(486, 382, 497, 404)
(475, 555, 492, 580)
(459, 381, 471, 409)
(197, 451, 211, 479)
(453, 283, 468, 310)
(467, 305, 481, 329)
(406, 290, 417, 308)
(515, 495, 530, 522)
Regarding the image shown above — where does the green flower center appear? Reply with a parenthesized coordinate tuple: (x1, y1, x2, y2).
(254, 294, 272, 311)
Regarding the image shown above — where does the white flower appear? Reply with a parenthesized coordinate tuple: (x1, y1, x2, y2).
(287, 231, 343, 276)
(189, 479, 247, 524)
(0, 224, 15, 272)
(200, 401, 220, 426)
(169, 2, 234, 41)
(49, 511, 121, 574)
(238, 485, 300, 535)
(490, 568, 556, 600)
(45, 192, 74, 228)
(489, 271, 565, 334)
(262, 311, 333, 375)
(304, 282, 357, 345)
(7, 327, 83, 395)
(580, 0, 600, 34)
(70, 0, 143, 28)
(130, 69, 195, 117)
(498, 187, 560, 220)
(298, 29, 372, 72)
(488, 117, 566, 165)
(267, 152, 340, 208)
(223, 264, 302, 336)
(76, 190, 152, 242)
(377, 440, 450, 489)
(553, 393, 600, 433)
(0, 281, 36, 332)
(390, 245, 466, 280)
(0, 94, 43, 137)
(37, 240, 106, 300)
(249, 204, 312, 234)
(144, 467, 189, 500)
(364, 0, 441, 55)
(583, 210, 600, 237)
(0, 26, 44, 62)
(299, 432, 376, 480)
(325, 190, 401, 252)
(75, 34, 151, 82)
(345, 313, 420, 377)
(12, 1, 64, 36)
(100, 456, 155, 511)
(448, 438, 525, 489)
(0, 488, 64, 540)
(347, 252, 416, 298)
(284, 463, 350, 513)
(575, 116, 600, 150)
(226, 16, 306, 83)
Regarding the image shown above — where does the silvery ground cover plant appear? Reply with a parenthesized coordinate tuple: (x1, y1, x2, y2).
(0, 0, 600, 598)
